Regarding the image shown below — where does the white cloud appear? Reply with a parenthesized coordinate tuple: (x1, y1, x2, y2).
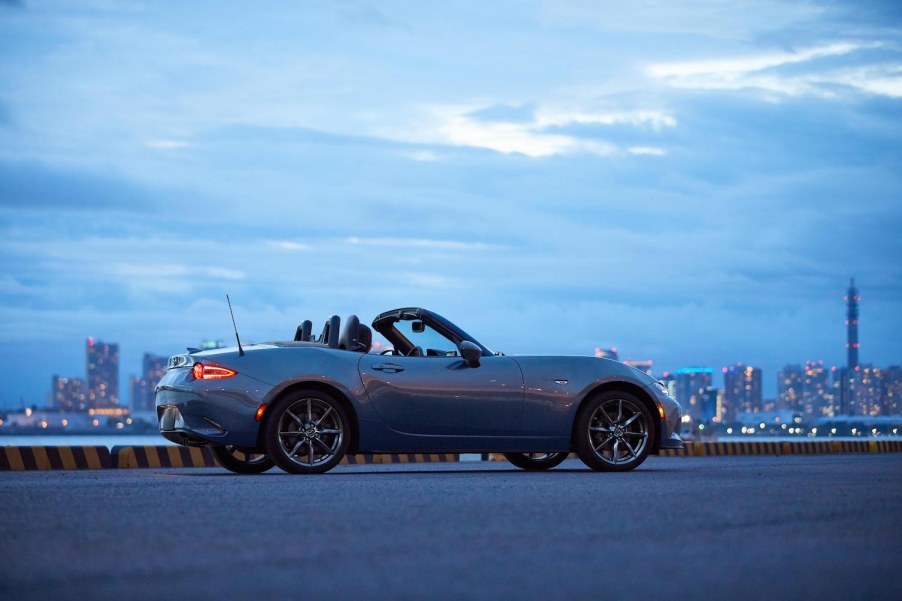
(398, 104, 676, 158)
(403, 150, 440, 162)
(648, 43, 866, 78)
(268, 240, 309, 251)
(807, 65, 902, 98)
(346, 237, 495, 251)
(535, 109, 677, 130)
(647, 42, 901, 99)
(146, 139, 192, 150)
(627, 146, 667, 156)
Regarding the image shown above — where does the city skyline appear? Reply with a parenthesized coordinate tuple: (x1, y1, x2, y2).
(1, 1, 900, 408)
(12, 277, 899, 417)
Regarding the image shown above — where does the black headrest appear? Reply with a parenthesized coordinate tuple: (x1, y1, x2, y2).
(357, 324, 372, 353)
(339, 314, 370, 352)
(294, 320, 313, 342)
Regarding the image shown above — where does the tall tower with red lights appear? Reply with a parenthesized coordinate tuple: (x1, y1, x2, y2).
(845, 278, 859, 369)
(838, 279, 860, 415)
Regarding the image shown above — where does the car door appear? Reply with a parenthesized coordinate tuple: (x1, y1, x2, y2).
(359, 354, 524, 436)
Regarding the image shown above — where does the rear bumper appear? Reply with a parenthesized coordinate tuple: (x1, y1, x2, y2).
(155, 368, 270, 448)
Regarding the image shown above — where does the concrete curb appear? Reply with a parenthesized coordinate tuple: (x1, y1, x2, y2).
(112, 445, 217, 468)
(0, 446, 111, 470)
(1, 442, 899, 470)
(656, 440, 902, 456)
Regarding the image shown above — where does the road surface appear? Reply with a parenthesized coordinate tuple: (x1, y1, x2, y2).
(2, 455, 900, 600)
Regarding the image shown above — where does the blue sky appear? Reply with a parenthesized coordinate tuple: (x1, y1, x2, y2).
(1, 0, 900, 408)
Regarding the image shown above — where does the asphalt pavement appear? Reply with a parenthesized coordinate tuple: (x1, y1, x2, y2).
(2, 455, 900, 601)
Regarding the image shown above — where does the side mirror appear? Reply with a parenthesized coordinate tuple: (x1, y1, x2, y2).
(459, 341, 481, 367)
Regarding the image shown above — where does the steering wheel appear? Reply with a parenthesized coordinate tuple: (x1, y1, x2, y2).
(407, 346, 424, 357)
(380, 349, 397, 356)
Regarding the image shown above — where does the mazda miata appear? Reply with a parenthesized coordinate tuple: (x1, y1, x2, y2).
(156, 307, 683, 474)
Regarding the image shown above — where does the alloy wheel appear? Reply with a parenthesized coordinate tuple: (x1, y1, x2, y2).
(587, 397, 649, 466)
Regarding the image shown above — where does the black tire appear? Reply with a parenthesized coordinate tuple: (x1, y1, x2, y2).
(503, 452, 568, 471)
(263, 389, 350, 474)
(574, 391, 654, 472)
(210, 445, 274, 474)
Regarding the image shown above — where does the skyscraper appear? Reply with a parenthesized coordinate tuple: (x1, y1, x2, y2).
(846, 278, 860, 369)
(130, 353, 167, 413)
(884, 366, 901, 416)
(778, 365, 804, 412)
(855, 365, 883, 416)
(86, 337, 119, 409)
(51, 376, 86, 412)
(723, 363, 762, 418)
(675, 368, 713, 422)
(801, 360, 830, 417)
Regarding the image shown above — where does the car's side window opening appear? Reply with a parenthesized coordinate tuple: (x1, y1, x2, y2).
(394, 319, 459, 357)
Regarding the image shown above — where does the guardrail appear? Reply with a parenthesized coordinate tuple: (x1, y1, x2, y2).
(0, 442, 899, 470)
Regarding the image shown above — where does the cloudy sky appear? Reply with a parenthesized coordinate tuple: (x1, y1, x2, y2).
(1, 0, 900, 408)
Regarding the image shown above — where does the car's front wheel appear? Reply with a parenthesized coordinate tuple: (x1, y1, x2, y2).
(503, 452, 568, 471)
(264, 389, 350, 474)
(574, 391, 653, 472)
(210, 445, 274, 474)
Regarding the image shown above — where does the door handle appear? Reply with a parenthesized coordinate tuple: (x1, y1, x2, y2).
(371, 363, 404, 373)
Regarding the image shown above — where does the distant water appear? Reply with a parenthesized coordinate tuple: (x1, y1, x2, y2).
(0, 434, 176, 448)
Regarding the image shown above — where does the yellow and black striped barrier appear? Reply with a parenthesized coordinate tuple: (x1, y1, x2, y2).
(111, 445, 217, 468)
(0, 446, 111, 470)
(2, 442, 900, 470)
(656, 440, 902, 457)
(342, 453, 459, 465)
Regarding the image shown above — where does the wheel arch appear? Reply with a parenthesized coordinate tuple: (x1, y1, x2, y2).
(571, 381, 661, 453)
(256, 381, 360, 454)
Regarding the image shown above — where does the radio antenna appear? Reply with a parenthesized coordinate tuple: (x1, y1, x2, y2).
(226, 294, 245, 356)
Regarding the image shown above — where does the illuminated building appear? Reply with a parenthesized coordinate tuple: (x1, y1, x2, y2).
(801, 360, 830, 417)
(675, 368, 712, 421)
(86, 337, 119, 409)
(854, 365, 883, 416)
(51, 376, 86, 412)
(778, 365, 803, 412)
(624, 359, 653, 376)
(723, 363, 762, 419)
(129, 353, 168, 413)
(883, 366, 901, 416)
(700, 386, 719, 423)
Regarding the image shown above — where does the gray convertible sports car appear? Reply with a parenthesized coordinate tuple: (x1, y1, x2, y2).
(156, 307, 683, 474)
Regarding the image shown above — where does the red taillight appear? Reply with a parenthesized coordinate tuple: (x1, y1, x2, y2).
(255, 404, 267, 422)
(192, 362, 237, 380)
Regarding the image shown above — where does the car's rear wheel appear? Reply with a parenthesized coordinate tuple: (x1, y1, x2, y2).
(574, 391, 653, 472)
(211, 445, 274, 474)
(264, 389, 350, 474)
(503, 452, 568, 471)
